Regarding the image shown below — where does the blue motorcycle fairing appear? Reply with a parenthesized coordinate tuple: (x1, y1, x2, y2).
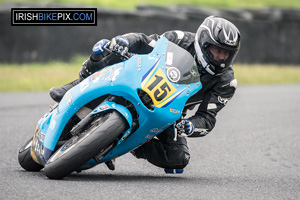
(31, 37, 202, 166)
(93, 101, 133, 128)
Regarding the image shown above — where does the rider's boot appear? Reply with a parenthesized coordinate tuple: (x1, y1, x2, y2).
(49, 59, 92, 102)
(49, 77, 83, 103)
(105, 159, 115, 170)
(49, 53, 105, 103)
(49, 47, 117, 103)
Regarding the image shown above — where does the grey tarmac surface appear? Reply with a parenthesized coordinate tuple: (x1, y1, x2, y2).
(0, 85, 300, 200)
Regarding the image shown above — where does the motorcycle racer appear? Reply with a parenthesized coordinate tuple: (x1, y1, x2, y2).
(49, 16, 241, 172)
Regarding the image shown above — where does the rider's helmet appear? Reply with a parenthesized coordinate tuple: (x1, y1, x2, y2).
(194, 16, 241, 75)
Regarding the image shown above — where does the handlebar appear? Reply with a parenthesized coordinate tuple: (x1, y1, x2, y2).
(104, 47, 134, 61)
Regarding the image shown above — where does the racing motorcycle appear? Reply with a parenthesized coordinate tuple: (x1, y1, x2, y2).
(18, 37, 202, 179)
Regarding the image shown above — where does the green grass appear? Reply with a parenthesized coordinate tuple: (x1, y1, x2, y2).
(1, 58, 300, 92)
(234, 64, 300, 85)
(0, 56, 85, 92)
(2, 0, 300, 10)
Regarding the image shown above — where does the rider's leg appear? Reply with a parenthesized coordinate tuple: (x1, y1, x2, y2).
(49, 52, 110, 102)
(132, 126, 190, 169)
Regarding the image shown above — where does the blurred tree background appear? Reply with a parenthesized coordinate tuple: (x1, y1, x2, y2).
(3, 0, 300, 9)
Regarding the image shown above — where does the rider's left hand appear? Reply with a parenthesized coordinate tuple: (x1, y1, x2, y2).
(175, 119, 195, 137)
(109, 36, 130, 56)
(92, 39, 110, 55)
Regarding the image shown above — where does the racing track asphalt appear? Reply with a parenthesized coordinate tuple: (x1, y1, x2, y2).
(0, 85, 300, 200)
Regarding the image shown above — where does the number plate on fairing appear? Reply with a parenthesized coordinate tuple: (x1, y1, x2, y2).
(142, 68, 177, 106)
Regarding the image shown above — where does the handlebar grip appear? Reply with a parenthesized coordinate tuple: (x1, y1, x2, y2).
(104, 47, 133, 60)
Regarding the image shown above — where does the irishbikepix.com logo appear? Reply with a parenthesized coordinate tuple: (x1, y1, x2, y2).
(11, 8, 97, 26)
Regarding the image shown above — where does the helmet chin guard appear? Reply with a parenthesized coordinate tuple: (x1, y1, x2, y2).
(194, 37, 215, 75)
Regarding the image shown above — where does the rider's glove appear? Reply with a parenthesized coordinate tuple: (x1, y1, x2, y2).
(109, 36, 130, 56)
(92, 39, 110, 55)
(176, 119, 195, 137)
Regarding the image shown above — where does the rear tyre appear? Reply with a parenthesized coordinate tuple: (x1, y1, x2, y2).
(44, 111, 126, 179)
(18, 138, 44, 172)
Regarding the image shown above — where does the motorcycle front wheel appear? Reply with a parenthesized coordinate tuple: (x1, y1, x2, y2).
(44, 111, 126, 179)
(18, 137, 44, 172)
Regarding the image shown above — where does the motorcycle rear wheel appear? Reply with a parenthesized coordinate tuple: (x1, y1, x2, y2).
(44, 111, 126, 179)
(18, 137, 44, 172)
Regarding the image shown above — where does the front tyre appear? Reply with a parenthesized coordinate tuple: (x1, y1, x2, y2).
(44, 111, 126, 179)
(18, 137, 44, 172)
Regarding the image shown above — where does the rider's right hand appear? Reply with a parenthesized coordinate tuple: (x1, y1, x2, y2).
(175, 119, 195, 137)
(109, 36, 130, 56)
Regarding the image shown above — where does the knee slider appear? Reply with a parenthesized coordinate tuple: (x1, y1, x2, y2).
(181, 151, 190, 168)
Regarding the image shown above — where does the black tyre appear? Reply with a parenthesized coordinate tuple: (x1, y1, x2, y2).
(44, 111, 126, 179)
(18, 137, 44, 172)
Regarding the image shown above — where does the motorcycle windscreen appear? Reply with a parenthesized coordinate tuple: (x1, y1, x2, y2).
(164, 41, 200, 85)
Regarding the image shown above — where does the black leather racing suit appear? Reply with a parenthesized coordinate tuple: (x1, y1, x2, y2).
(87, 31, 237, 169)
